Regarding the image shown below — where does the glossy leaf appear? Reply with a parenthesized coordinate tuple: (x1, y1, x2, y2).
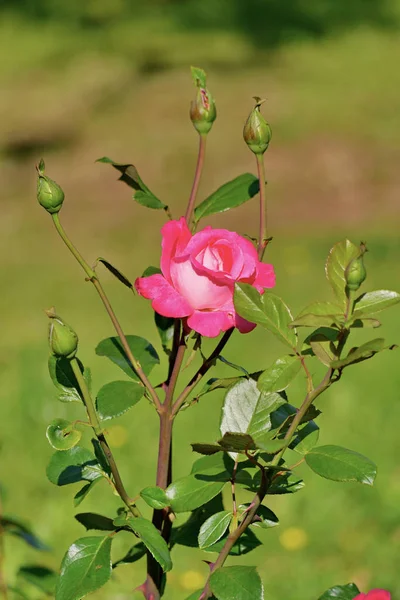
(291, 422, 320, 454)
(55, 536, 112, 600)
(48, 356, 84, 403)
(166, 473, 226, 513)
(140, 486, 169, 510)
(97, 157, 167, 211)
(154, 313, 175, 352)
(205, 528, 261, 555)
(240, 504, 279, 529)
(190, 453, 233, 476)
(47, 447, 102, 486)
(46, 419, 81, 451)
(218, 432, 256, 452)
(124, 517, 172, 572)
(210, 566, 263, 600)
(257, 355, 301, 393)
(198, 510, 232, 549)
(291, 313, 341, 328)
(325, 240, 359, 309)
(350, 317, 381, 328)
(318, 583, 360, 599)
(330, 338, 393, 369)
(18, 566, 57, 595)
(172, 494, 225, 549)
(234, 284, 297, 348)
(96, 380, 144, 420)
(113, 542, 146, 567)
(75, 513, 116, 531)
(1, 516, 49, 550)
(297, 301, 342, 318)
(191, 443, 223, 455)
(95, 335, 159, 380)
(73, 479, 102, 507)
(305, 445, 377, 485)
(268, 472, 305, 495)
(353, 289, 400, 316)
(194, 173, 259, 222)
(96, 257, 133, 290)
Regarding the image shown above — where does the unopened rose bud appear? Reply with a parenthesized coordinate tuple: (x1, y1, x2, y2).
(46, 308, 78, 358)
(243, 97, 272, 155)
(36, 159, 65, 214)
(346, 242, 367, 292)
(190, 66, 216, 135)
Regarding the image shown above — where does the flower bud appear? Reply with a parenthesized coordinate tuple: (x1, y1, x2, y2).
(46, 308, 78, 358)
(36, 159, 65, 214)
(243, 97, 272, 155)
(190, 66, 216, 135)
(345, 242, 367, 292)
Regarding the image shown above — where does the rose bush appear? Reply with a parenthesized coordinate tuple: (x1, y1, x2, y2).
(135, 217, 275, 337)
(354, 591, 391, 600)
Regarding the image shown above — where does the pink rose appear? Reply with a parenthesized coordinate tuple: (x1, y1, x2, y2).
(354, 591, 391, 600)
(135, 217, 275, 338)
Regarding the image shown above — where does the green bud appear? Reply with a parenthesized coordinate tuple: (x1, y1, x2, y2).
(190, 66, 216, 135)
(243, 97, 272, 155)
(36, 159, 65, 214)
(345, 242, 367, 292)
(46, 308, 78, 358)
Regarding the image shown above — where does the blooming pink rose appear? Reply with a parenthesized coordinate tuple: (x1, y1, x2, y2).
(135, 217, 275, 338)
(354, 591, 391, 600)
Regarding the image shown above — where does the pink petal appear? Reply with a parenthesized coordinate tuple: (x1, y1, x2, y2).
(366, 591, 391, 600)
(235, 314, 257, 334)
(160, 217, 191, 283)
(170, 258, 232, 311)
(135, 274, 192, 318)
(187, 310, 234, 338)
(252, 262, 276, 292)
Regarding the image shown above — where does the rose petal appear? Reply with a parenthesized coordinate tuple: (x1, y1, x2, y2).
(170, 258, 232, 311)
(135, 274, 192, 318)
(160, 217, 191, 282)
(235, 313, 257, 334)
(187, 310, 234, 338)
(252, 262, 276, 291)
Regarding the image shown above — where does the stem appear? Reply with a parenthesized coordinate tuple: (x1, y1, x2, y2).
(171, 328, 234, 417)
(200, 468, 268, 600)
(70, 358, 139, 518)
(185, 133, 207, 226)
(51, 213, 162, 412)
(0, 496, 8, 600)
(256, 153, 268, 261)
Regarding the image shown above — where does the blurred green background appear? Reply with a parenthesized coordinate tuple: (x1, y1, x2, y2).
(1, 0, 400, 598)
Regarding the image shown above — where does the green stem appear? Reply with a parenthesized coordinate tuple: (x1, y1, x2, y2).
(185, 133, 207, 227)
(256, 153, 268, 260)
(70, 357, 139, 518)
(51, 213, 162, 412)
(171, 328, 234, 417)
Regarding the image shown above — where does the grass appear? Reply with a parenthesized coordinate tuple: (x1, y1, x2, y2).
(1, 10, 400, 600)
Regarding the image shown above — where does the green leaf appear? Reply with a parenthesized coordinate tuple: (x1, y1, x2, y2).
(268, 472, 305, 495)
(96, 257, 133, 290)
(95, 380, 144, 421)
(74, 479, 102, 507)
(205, 528, 261, 555)
(353, 289, 400, 317)
(191, 443, 223, 455)
(124, 517, 172, 572)
(325, 240, 359, 309)
(18, 565, 57, 595)
(55, 536, 112, 600)
(1, 516, 49, 550)
(185, 592, 216, 600)
(112, 543, 146, 567)
(172, 494, 225, 549)
(291, 422, 320, 454)
(75, 513, 116, 531)
(330, 338, 394, 369)
(318, 583, 360, 599)
(154, 313, 175, 352)
(305, 445, 377, 485)
(291, 314, 342, 328)
(47, 447, 102, 486)
(48, 356, 83, 403)
(210, 566, 263, 600)
(218, 432, 256, 452)
(140, 486, 169, 510)
(349, 318, 381, 328)
(257, 355, 301, 393)
(166, 473, 226, 513)
(240, 504, 279, 529)
(95, 335, 159, 381)
(194, 174, 259, 222)
(97, 157, 167, 211)
(297, 301, 342, 318)
(198, 510, 232, 549)
(46, 419, 82, 451)
(234, 284, 297, 348)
